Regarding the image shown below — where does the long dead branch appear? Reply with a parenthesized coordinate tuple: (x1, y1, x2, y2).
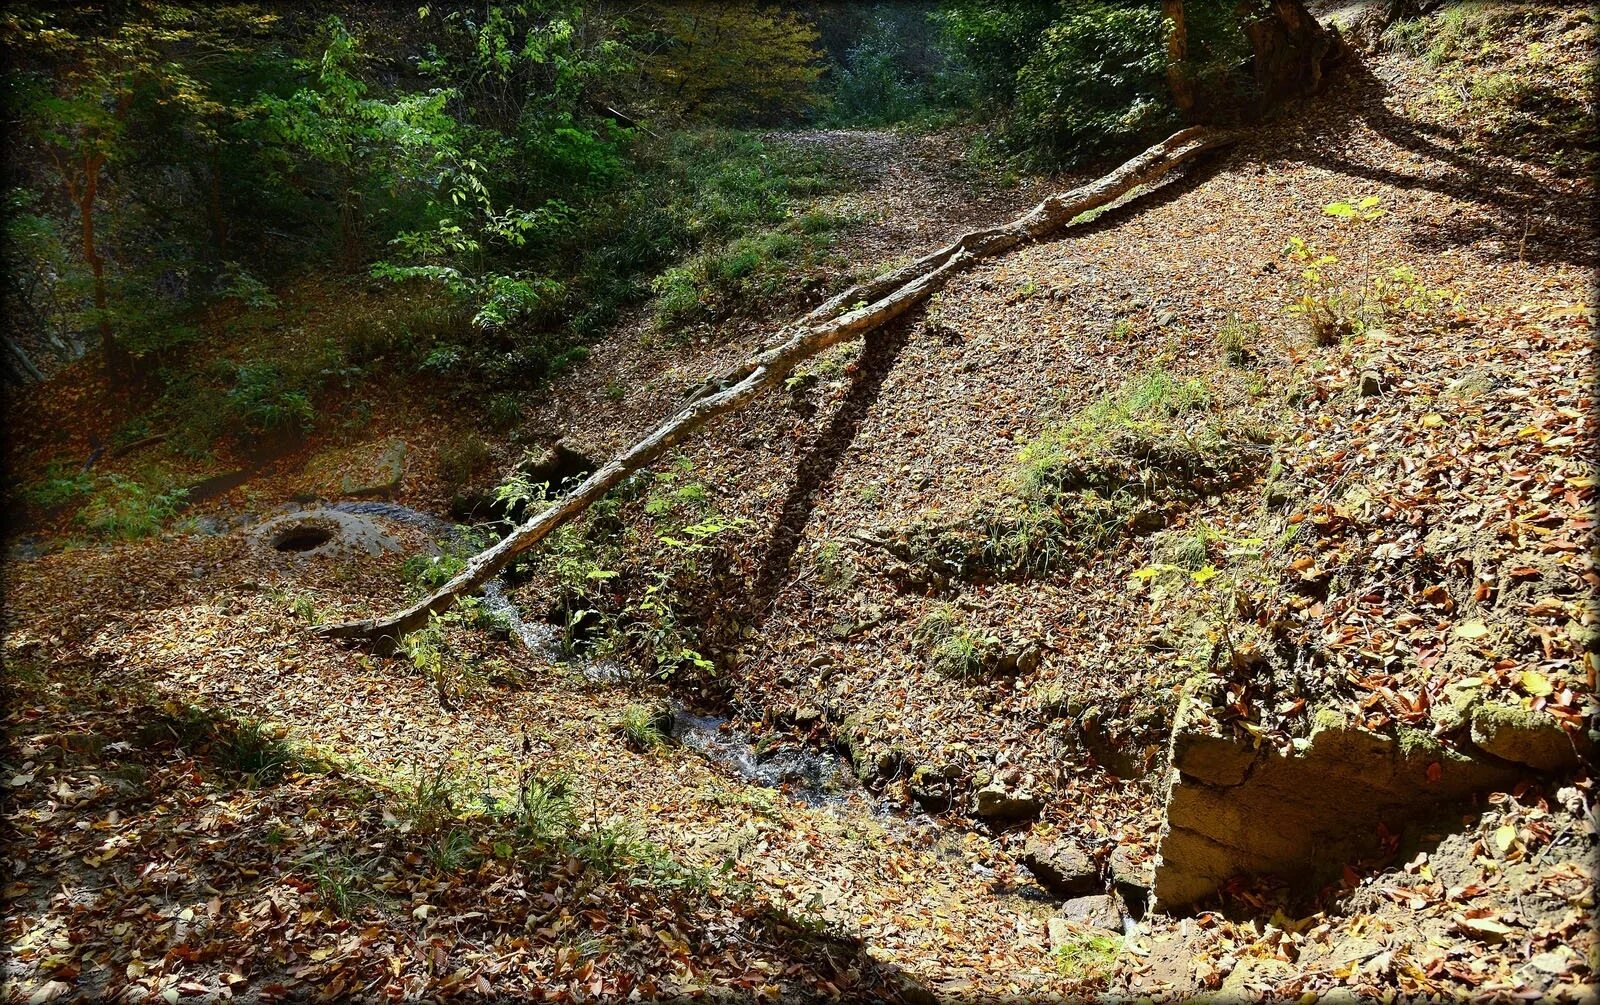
(315, 125, 1236, 649)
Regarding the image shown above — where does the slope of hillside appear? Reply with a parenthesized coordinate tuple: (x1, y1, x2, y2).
(4, 3, 1595, 1002)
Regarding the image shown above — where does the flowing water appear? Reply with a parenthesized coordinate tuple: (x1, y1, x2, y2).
(325, 501, 855, 805)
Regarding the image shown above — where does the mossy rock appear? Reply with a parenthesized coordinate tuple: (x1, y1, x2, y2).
(1469, 701, 1590, 772)
(297, 437, 407, 499)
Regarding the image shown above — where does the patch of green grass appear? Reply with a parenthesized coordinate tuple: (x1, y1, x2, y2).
(508, 774, 576, 845)
(1216, 314, 1260, 365)
(142, 704, 313, 786)
(21, 462, 93, 510)
(1018, 367, 1211, 498)
(1053, 931, 1121, 980)
(308, 853, 376, 917)
(78, 475, 186, 540)
(619, 704, 667, 751)
(913, 603, 998, 679)
(651, 227, 827, 332)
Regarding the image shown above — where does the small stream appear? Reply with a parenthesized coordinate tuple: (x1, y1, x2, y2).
(326, 502, 855, 805)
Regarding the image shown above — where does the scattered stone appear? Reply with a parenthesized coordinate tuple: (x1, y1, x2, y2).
(1108, 842, 1153, 896)
(909, 764, 955, 812)
(972, 780, 1041, 821)
(1021, 836, 1099, 898)
(516, 440, 596, 495)
(994, 640, 1043, 676)
(1056, 893, 1122, 931)
(296, 438, 408, 500)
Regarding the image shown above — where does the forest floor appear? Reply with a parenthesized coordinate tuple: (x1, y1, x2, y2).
(4, 5, 1598, 1004)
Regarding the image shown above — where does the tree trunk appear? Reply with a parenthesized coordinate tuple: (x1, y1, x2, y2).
(1237, 0, 1341, 107)
(209, 149, 229, 258)
(314, 126, 1238, 650)
(1164, 0, 1195, 115)
(76, 161, 131, 379)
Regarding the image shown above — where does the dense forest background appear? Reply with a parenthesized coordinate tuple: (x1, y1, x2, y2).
(0, 0, 1271, 448)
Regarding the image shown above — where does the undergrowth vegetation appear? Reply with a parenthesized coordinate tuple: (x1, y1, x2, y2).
(1384, 1, 1598, 176)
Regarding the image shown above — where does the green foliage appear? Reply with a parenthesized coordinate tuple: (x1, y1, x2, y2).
(542, 523, 618, 653)
(509, 773, 576, 844)
(1020, 369, 1210, 489)
(146, 703, 312, 787)
(404, 552, 469, 591)
(933, 1, 1061, 107)
(22, 461, 93, 510)
(619, 704, 667, 751)
(254, 16, 461, 262)
(1012, 4, 1168, 162)
(398, 611, 486, 702)
(1287, 198, 1454, 345)
(399, 760, 461, 835)
(627, 516, 745, 678)
(936, 0, 1249, 165)
(641, 2, 826, 123)
(1383, 2, 1596, 175)
(1216, 314, 1259, 365)
(826, 17, 928, 125)
(913, 603, 998, 679)
(309, 853, 375, 917)
(1053, 932, 1121, 980)
(78, 475, 186, 540)
(226, 362, 315, 435)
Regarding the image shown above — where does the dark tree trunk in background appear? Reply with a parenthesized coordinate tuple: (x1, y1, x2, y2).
(1164, 0, 1195, 115)
(1237, 0, 1341, 107)
(72, 160, 132, 379)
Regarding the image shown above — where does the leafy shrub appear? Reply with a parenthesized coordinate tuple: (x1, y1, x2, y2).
(226, 362, 315, 435)
(78, 475, 186, 539)
(1012, 4, 1168, 162)
(22, 462, 93, 510)
(827, 19, 927, 125)
(485, 392, 522, 431)
(403, 553, 468, 591)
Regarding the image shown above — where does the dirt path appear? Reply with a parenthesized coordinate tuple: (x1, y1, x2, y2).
(767, 127, 1061, 274)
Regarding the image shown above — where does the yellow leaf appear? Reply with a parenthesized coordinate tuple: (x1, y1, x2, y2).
(1493, 825, 1517, 853)
(1519, 670, 1553, 696)
(1421, 413, 1445, 428)
(1460, 915, 1514, 938)
(1454, 621, 1490, 641)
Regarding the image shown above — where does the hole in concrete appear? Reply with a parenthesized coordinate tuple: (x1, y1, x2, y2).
(271, 525, 335, 552)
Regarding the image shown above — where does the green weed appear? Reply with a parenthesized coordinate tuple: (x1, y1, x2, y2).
(78, 475, 186, 540)
(619, 704, 668, 751)
(1053, 931, 1121, 980)
(913, 603, 998, 679)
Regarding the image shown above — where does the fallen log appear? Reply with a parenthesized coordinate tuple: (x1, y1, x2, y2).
(315, 125, 1236, 649)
